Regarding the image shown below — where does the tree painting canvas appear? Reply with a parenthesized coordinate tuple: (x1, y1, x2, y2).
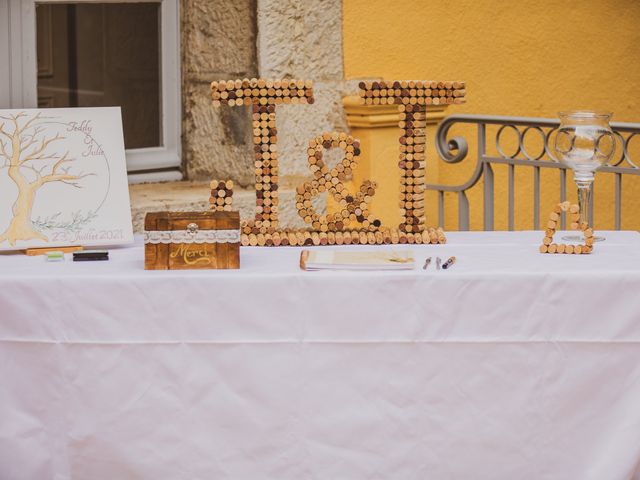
(0, 107, 133, 251)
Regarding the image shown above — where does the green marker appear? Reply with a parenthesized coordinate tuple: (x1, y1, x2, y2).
(46, 251, 65, 262)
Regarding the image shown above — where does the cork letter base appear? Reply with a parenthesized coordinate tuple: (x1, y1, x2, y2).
(210, 179, 234, 212)
(539, 201, 595, 254)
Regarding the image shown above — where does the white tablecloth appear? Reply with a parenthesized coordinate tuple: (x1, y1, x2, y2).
(1, 231, 640, 480)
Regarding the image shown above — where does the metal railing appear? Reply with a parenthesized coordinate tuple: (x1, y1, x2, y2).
(427, 114, 640, 230)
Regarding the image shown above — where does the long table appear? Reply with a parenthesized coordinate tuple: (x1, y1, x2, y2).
(2, 231, 640, 479)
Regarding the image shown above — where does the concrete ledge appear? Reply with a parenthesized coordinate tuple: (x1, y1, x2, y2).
(129, 181, 309, 233)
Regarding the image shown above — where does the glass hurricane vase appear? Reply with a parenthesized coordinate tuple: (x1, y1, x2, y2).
(553, 111, 615, 242)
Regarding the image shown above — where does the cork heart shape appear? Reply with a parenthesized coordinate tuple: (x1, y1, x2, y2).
(539, 201, 595, 254)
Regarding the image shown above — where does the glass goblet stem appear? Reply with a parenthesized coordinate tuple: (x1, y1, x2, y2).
(564, 173, 604, 242)
(576, 179, 592, 225)
(562, 173, 599, 242)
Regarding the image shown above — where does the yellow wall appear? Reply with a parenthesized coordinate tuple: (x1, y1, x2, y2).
(342, 0, 640, 230)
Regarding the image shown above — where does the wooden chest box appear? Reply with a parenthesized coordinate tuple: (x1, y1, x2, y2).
(144, 211, 240, 270)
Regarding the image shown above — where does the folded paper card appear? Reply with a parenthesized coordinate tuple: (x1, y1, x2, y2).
(0, 107, 133, 251)
(300, 249, 415, 271)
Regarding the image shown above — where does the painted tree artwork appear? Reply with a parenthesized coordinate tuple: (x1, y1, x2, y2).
(0, 112, 93, 245)
(0, 108, 133, 251)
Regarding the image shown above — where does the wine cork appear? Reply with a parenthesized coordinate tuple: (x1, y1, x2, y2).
(288, 232, 298, 246)
(265, 233, 274, 247)
(326, 232, 335, 245)
(272, 232, 282, 246)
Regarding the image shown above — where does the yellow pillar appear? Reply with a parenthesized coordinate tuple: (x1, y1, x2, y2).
(341, 96, 448, 229)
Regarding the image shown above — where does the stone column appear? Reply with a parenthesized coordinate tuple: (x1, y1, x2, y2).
(181, 0, 258, 186)
(256, 0, 350, 183)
